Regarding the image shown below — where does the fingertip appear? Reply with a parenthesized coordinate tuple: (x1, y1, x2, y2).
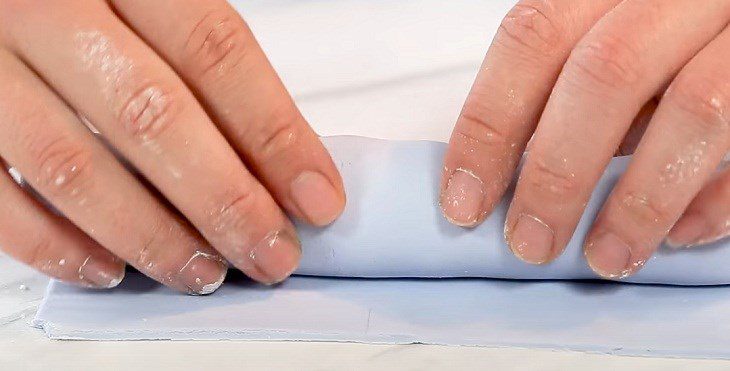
(440, 168, 487, 228)
(78, 254, 127, 289)
(178, 251, 228, 295)
(584, 232, 646, 279)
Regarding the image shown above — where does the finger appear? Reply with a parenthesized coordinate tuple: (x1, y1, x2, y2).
(110, 0, 345, 226)
(505, 0, 730, 264)
(0, 50, 226, 294)
(667, 167, 730, 248)
(0, 165, 124, 288)
(3, 2, 299, 283)
(440, 0, 622, 227)
(584, 26, 730, 278)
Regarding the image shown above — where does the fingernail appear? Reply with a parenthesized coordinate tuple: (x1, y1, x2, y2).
(585, 233, 633, 279)
(78, 256, 126, 289)
(440, 168, 485, 227)
(291, 171, 343, 226)
(248, 230, 301, 285)
(179, 251, 228, 295)
(507, 214, 554, 264)
(666, 214, 710, 248)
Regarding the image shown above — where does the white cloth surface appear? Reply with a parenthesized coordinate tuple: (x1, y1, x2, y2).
(234, 0, 514, 142)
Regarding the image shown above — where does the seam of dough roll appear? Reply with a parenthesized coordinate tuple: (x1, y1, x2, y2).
(287, 136, 728, 286)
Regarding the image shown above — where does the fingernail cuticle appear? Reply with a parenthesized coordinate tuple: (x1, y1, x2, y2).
(507, 213, 554, 264)
(585, 232, 634, 279)
(667, 215, 730, 249)
(248, 229, 301, 284)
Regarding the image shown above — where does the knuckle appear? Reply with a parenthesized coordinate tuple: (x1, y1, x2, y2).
(495, 0, 563, 57)
(525, 157, 578, 199)
(29, 135, 94, 198)
(183, 9, 251, 78)
(618, 192, 674, 227)
(567, 34, 642, 89)
(211, 188, 258, 236)
(666, 74, 730, 135)
(457, 101, 511, 148)
(118, 84, 180, 142)
(253, 105, 302, 160)
(135, 219, 164, 269)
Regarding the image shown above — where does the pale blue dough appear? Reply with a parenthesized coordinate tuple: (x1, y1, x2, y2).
(32, 274, 730, 359)
(294, 136, 729, 285)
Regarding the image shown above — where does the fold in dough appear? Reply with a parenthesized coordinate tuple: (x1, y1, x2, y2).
(293, 136, 729, 285)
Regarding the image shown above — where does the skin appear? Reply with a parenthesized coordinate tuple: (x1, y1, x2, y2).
(442, 0, 730, 278)
(0, 0, 345, 294)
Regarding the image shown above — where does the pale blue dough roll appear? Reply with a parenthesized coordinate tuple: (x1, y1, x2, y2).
(294, 136, 729, 285)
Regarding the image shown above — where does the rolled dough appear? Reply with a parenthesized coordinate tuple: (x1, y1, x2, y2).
(291, 136, 730, 285)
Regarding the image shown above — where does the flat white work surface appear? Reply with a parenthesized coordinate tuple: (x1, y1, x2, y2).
(3, 0, 730, 369)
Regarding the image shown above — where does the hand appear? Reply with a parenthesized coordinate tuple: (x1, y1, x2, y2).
(0, 1, 345, 293)
(440, 0, 730, 278)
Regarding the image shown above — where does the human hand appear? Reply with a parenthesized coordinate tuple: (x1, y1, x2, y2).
(0, 0, 345, 293)
(440, 0, 729, 278)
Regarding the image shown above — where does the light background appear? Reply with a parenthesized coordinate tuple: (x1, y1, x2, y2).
(2, 1, 729, 369)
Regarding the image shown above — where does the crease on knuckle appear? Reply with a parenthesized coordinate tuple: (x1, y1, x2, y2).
(183, 9, 250, 78)
(526, 158, 577, 199)
(135, 217, 166, 270)
(211, 188, 258, 238)
(253, 105, 302, 161)
(567, 34, 642, 90)
(458, 102, 511, 148)
(618, 192, 673, 228)
(495, 0, 562, 57)
(666, 75, 730, 135)
(31, 135, 94, 197)
(118, 83, 179, 142)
